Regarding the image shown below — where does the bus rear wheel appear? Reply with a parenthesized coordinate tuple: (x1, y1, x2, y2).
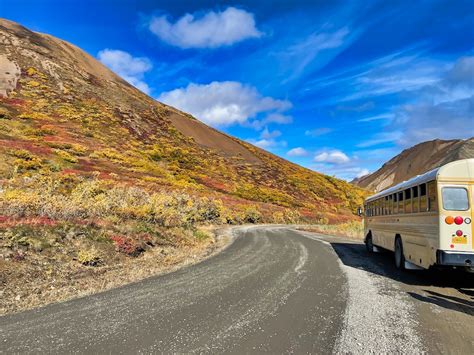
(394, 237, 405, 270)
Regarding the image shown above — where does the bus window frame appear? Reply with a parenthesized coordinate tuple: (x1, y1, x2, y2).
(412, 186, 419, 213)
(398, 191, 404, 213)
(420, 183, 427, 212)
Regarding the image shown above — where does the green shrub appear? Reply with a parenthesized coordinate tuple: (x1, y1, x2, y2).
(193, 229, 210, 241)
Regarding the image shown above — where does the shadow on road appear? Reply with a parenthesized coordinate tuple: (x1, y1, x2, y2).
(330, 241, 474, 316)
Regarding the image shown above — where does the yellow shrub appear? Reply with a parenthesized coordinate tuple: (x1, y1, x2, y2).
(26, 67, 37, 76)
(77, 249, 103, 266)
(26, 81, 40, 87)
(54, 149, 78, 163)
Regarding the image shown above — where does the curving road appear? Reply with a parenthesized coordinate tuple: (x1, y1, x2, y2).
(1, 226, 473, 353)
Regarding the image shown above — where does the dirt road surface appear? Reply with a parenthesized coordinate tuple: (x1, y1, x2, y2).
(1, 226, 472, 353)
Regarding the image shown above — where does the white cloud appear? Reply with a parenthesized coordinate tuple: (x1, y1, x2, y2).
(158, 81, 292, 127)
(249, 113, 293, 130)
(251, 139, 283, 149)
(260, 128, 281, 139)
(313, 164, 370, 181)
(247, 128, 286, 150)
(314, 150, 350, 164)
(357, 113, 395, 122)
(445, 56, 474, 88)
(356, 131, 403, 148)
(305, 128, 332, 137)
(356, 168, 370, 178)
(356, 56, 474, 148)
(98, 49, 152, 94)
(149, 7, 262, 48)
(281, 27, 351, 82)
(287, 147, 308, 157)
(394, 97, 474, 145)
(264, 113, 293, 124)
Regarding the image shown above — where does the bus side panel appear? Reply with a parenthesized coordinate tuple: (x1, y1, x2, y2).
(368, 213, 439, 268)
(397, 214, 439, 268)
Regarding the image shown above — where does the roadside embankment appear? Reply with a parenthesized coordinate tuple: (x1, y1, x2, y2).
(0, 224, 234, 315)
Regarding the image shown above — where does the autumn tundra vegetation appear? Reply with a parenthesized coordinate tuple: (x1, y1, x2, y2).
(0, 19, 367, 313)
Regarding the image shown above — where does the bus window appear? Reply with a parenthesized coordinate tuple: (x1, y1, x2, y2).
(384, 196, 389, 215)
(420, 183, 427, 211)
(405, 188, 412, 213)
(388, 194, 393, 214)
(427, 181, 438, 211)
(442, 187, 469, 211)
(412, 186, 419, 213)
(398, 191, 404, 213)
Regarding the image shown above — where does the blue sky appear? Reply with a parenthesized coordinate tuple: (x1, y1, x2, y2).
(2, 0, 474, 179)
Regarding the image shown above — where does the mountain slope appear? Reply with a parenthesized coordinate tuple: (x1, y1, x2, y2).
(353, 138, 474, 192)
(0, 18, 366, 223)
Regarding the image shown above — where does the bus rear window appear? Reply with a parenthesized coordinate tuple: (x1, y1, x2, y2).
(442, 187, 469, 211)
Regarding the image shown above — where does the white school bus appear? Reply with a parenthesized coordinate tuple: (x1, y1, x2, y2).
(362, 159, 474, 272)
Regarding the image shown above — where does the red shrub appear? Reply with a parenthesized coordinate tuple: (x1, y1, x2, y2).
(110, 235, 144, 257)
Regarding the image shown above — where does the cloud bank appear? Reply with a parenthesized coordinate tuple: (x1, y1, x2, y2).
(314, 150, 350, 164)
(149, 7, 262, 48)
(158, 81, 292, 127)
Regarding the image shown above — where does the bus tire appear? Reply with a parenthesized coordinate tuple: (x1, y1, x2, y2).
(365, 232, 374, 253)
(394, 237, 405, 270)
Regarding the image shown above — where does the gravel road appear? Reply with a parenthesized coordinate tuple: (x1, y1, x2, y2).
(1, 226, 473, 353)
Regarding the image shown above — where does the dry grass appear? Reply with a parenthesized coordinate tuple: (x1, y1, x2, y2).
(299, 220, 364, 239)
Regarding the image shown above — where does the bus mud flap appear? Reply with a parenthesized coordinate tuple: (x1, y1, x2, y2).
(404, 261, 424, 270)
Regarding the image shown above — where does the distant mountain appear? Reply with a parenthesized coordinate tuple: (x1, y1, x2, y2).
(352, 138, 474, 192)
(0, 18, 365, 222)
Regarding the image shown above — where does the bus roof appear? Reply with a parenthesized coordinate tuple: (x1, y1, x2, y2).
(365, 158, 474, 203)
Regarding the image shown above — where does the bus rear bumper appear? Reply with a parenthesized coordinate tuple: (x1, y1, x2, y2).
(437, 250, 474, 269)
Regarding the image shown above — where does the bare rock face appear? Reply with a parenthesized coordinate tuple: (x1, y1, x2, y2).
(353, 138, 474, 192)
(0, 55, 20, 97)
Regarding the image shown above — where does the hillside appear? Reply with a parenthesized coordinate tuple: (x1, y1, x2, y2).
(353, 138, 474, 192)
(0, 18, 365, 222)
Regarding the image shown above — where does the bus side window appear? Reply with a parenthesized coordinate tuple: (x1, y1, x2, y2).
(384, 196, 389, 215)
(427, 181, 438, 211)
(398, 191, 404, 213)
(412, 186, 419, 213)
(393, 193, 398, 214)
(420, 183, 427, 211)
(405, 188, 412, 213)
(388, 194, 393, 214)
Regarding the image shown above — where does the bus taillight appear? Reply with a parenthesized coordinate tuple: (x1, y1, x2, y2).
(454, 216, 464, 225)
(456, 230, 463, 236)
(445, 216, 454, 224)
